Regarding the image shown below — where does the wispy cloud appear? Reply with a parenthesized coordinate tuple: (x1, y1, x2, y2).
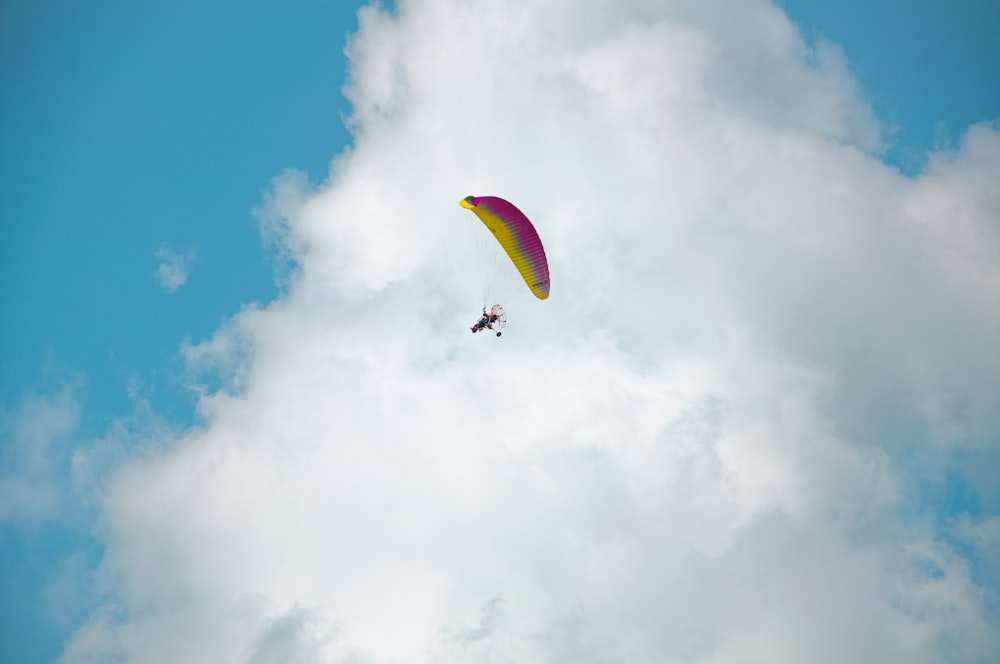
(153, 243, 196, 293)
(0, 382, 80, 521)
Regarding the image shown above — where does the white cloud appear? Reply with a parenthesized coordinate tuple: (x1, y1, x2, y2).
(154, 243, 196, 292)
(0, 382, 80, 521)
(64, 1, 1000, 662)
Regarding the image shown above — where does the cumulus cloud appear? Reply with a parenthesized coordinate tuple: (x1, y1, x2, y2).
(64, 1, 999, 662)
(154, 243, 196, 292)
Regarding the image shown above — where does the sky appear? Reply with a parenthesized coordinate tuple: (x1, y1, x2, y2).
(1, 0, 999, 662)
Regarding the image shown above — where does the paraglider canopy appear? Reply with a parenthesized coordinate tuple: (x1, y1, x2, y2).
(461, 195, 550, 300)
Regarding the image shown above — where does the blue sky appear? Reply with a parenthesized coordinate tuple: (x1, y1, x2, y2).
(2, 0, 355, 425)
(1, 1, 999, 662)
(2, 2, 358, 660)
(780, 0, 1000, 171)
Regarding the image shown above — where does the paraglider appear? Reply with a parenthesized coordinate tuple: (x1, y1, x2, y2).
(460, 195, 549, 337)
